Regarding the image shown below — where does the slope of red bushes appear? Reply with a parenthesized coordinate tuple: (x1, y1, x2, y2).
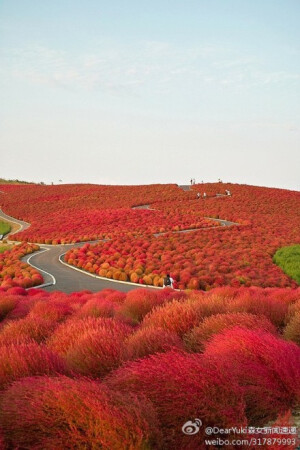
(2, 182, 299, 290)
(0, 286, 299, 448)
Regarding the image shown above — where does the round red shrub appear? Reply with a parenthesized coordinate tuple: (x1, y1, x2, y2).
(105, 290, 126, 304)
(227, 289, 291, 327)
(0, 343, 67, 389)
(75, 298, 117, 318)
(6, 287, 27, 296)
(0, 376, 162, 449)
(48, 317, 133, 377)
(119, 288, 165, 323)
(283, 312, 300, 345)
(122, 327, 184, 361)
(0, 295, 18, 321)
(0, 317, 58, 345)
(285, 298, 300, 324)
(184, 312, 277, 352)
(104, 351, 246, 448)
(28, 299, 73, 322)
(203, 327, 300, 424)
(141, 293, 228, 337)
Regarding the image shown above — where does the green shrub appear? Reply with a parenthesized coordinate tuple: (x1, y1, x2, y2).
(273, 245, 300, 284)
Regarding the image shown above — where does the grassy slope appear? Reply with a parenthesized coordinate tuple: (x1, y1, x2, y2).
(0, 222, 11, 236)
(273, 244, 300, 284)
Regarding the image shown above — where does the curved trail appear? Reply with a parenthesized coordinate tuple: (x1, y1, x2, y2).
(0, 198, 238, 293)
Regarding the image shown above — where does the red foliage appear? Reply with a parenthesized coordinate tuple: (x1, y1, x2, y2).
(0, 317, 58, 345)
(0, 343, 67, 389)
(0, 295, 18, 321)
(122, 327, 184, 361)
(47, 317, 133, 377)
(283, 312, 300, 345)
(28, 299, 73, 322)
(0, 243, 43, 290)
(203, 328, 300, 424)
(1, 183, 299, 290)
(119, 288, 166, 323)
(75, 297, 117, 318)
(227, 288, 297, 327)
(0, 376, 162, 449)
(141, 292, 228, 337)
(184, 312, 276, 352)
(104, 350, 246, 448)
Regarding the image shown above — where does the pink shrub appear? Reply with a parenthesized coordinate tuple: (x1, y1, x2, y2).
(104, 351, 246, 448)
(0, 376, 162, 449)
(203, 327, 300, 424)
(48, 317, 133, 377)
(122, 327, 184, 361)
(0, 343, 67, 389)
(184, 312, 277, 352)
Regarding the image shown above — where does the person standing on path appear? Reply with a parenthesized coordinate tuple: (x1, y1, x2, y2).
(163, 274, 174, 288)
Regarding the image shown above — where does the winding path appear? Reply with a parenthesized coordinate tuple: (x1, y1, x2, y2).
(0, 197, 238, 293)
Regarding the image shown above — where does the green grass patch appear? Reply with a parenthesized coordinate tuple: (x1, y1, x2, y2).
(273, 244, 300, 284)
(0, 221, 11, 236)
(0, 244, 11, 254)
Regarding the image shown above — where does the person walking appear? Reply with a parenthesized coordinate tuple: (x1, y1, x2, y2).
(163, 274, 174, 288)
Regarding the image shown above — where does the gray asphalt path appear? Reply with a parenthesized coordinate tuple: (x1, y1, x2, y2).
(22, 245, 139, 293)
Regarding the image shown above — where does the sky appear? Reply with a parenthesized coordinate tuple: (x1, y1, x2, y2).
(0, 0, 299, 190)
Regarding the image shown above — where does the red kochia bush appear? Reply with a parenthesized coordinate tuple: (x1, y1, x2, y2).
(227, 289, 292, 327)
(119, 288, 165, 323)
(28, 299, 73, 322)
(285, 298, 300, 324)
(104, 351, 246, 448)
(141, 293, 228, 337)
(203, 328, 300, 424)
(184, 312, 277, 352)
(0, 317, 58, 345)
(283, 312, 300, 345)
(0, 295, 18, 321)
(47, 317, 132, 377)
(0, 343, 67, 389)
(0, 376, 162, 449)
(75, 297, 117, 318)
(122, 327, 184, 361)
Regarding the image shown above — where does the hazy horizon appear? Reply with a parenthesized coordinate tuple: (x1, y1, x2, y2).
(1, 1, 299, 191)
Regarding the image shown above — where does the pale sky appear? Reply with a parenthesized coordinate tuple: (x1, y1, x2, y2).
(0, 1, 299, 190)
